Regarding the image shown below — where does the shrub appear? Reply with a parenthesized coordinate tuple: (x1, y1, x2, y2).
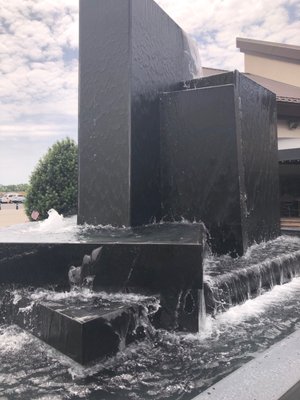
(25, 138, 78, 220)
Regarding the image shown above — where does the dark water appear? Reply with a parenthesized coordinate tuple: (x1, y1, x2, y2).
(1, 277, 300, 400)
(1, 215, 300, 399)
(0, 211, 203, 244)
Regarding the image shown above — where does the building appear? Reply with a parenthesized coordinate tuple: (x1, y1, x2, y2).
(203, 38, 300, 218)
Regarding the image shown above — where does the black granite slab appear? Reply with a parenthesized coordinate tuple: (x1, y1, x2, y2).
(160, 84, 244, 255)
(78, 0, 201, 227)
(38, 301, 145, 364)
(0, 241, 203, 293)
(0, 222, 205, 287)
(161, 71, 280, 255)
(0, 288, 153, 364)
(0, 222, 205, 335)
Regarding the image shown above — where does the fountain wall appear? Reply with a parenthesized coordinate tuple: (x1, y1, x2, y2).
(0, 0, 286, 374)
(161, 71, 280, 255)
(78, 0, 202, 227)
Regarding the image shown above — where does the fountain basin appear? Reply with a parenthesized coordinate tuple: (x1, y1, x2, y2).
(2, 275, 300, 399)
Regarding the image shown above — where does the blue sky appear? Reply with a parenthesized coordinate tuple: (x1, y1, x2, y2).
(0, 0, 299, 185)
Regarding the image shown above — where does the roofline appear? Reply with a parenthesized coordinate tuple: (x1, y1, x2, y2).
(202, 66, 228, 73)
(236, 37, 300, 63)
(202, 66, 300, 109)
(277, 101, 300, 118)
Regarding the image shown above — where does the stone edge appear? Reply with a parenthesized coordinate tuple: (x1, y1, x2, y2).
(192, 329, 300, 400)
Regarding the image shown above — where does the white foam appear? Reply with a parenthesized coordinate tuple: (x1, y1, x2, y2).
(29, 287, 157, 305)
(183, 277, 300, 341)
(26, 209, 76, 233)
(216, 278, 300, 324)
(0, 325, 30, 354)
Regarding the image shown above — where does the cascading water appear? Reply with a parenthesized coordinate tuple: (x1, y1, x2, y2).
(204, 236, 300, 316)
(68, 246, 103, 288)
(2, 212, 300, 398)
(197, 288, 206, 332)
(2, 276, 300, 399)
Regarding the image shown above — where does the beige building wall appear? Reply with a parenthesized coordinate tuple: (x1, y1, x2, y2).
(245, 54, 300, 87)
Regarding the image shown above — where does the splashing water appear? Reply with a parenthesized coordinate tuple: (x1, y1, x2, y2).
(183, 32, 203, 79)
(33, 209, 66, 232)
(0, 210, 205, 245)
(0, 209, 79, 242)
(198, 288, 206, 332)
(203, 235, 300, 315)
(1, 277, 300, 399)
(1, 210, 300, 398)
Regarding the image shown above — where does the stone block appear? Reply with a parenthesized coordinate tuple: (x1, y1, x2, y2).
(78, 0, 201, 226)
(38, 301, 145, 364)
(0, 289, 150, 365)
(93, 243, 204, 291)
(160, 71, 280, 255)
(0, 223, 205, 290)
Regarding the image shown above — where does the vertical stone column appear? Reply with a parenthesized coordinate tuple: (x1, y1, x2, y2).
(78, 0, 201, 226)
(160, 71, 280, 255)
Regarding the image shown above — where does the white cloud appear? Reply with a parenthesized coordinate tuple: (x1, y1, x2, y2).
(0, 0, 299, 183)
(156, 0, 300, 70)
(0, 0, 79, 184)
(0, 0, 79, 134)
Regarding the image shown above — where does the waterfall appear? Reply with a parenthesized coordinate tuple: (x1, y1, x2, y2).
(204, 249, 300, 316)
(198, 288, 206, 332)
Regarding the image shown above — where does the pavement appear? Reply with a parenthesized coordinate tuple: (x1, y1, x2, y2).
(0, 203, 29, 228)
(192, 329, 300, 400)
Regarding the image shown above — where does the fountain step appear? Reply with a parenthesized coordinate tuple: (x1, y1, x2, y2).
(204, 243, 300, 315)
(0, 288, 157, 365)
(0, 235, 204, 333)
(0, 222, 205, 291)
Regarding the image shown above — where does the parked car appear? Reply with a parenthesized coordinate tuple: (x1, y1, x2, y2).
(12, 195, 26, 203)
(1, 193, 18, 203)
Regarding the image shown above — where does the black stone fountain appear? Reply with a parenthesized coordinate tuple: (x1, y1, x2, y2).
(0, 1, 299, 399)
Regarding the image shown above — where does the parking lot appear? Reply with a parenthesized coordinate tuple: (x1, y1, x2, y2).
(0, 203, 29, 228)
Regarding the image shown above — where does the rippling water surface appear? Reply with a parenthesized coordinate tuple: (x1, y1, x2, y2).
(0, 210, 203, 244)
(1, 212, 300, 399)
(1, 277, 300, 400)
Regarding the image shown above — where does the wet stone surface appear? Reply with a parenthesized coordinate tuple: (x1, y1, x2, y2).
(0, 288, 159, 365)
(162, 71, 280, 256)
(2, 277, 300, 399)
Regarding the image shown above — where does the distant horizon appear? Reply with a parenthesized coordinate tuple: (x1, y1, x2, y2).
(0, 183, 30, 188)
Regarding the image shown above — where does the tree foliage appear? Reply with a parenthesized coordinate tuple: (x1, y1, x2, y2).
(0, 184, 29, 193)
(25, 138, 78, 220)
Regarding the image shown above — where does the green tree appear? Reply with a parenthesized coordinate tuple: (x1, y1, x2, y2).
(25, 138, 78, 220)
(0, 184, 29, 192)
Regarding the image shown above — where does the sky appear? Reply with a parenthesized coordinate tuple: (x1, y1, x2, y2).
(0, 0, 299, 185)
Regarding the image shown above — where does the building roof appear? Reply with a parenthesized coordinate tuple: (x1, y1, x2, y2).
(201, 67, 228, 76)
(243, 74, 300, 102)
(202, 67, 300, 118)
(236, 37, 300, 63)
(243, 73, 300, 118)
